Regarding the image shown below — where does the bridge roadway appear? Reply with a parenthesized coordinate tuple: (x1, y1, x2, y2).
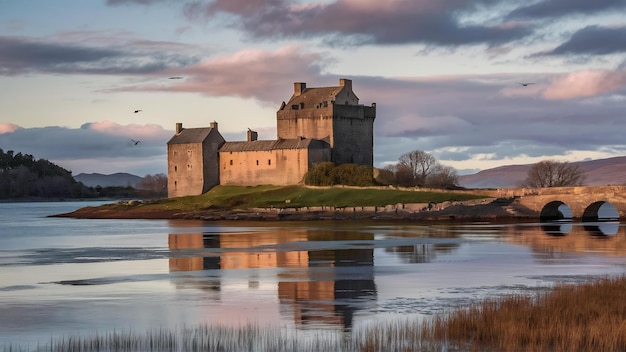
(478, 185, 626, 221)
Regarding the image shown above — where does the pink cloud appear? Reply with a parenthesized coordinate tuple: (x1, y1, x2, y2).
(0, 123, 20, 134)
(83, 121, 170, 138)
(543, 70, 626, 100)
(113, 45, 328, 103)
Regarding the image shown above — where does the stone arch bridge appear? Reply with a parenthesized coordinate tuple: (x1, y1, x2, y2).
(479, 186, 626, 221)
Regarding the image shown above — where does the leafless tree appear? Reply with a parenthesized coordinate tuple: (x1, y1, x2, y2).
(426, 164, 460, 189)
(398, 150, 436, 186)
(520, 160, 586, 188)
(137, 173, 168, 197)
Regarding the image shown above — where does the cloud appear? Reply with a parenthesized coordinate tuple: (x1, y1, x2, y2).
(539, 26, 626, 56)
(186, 0, 533, 46)
(0, 123, 20, 134)
(0, 35, 200, 76)
(507, 0, 626, 19)
(542, 70, 626, 100)
(0, 122, 172, 175)
(108, 45, 331, 103)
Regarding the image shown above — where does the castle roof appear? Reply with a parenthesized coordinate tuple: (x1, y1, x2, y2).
(220, 138, 328, 152)
(285, 86, 344, 108)
(167, 127, 214, 144)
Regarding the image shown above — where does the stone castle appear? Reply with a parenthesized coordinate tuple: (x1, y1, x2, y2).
(167, 78, 376, 198)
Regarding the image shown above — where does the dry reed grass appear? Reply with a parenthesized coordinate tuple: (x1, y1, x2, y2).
(5, 276, 626, 351)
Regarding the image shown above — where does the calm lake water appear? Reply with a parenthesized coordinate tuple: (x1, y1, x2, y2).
(2, 201, 626, 348)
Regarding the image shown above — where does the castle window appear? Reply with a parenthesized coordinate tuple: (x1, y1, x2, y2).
(187, 164, 192, 170)
(268, 159, 271, 165)
(174, 181, 177, 189)
(174, 166, 177, 172)
(323, 101, 328, 107)
(173, 150, 177, 156)
(291, 104, 299, 110)
(256, 160, 259, 166)
(187, 150, 192, 157)
(300, 103, 304, 109)
(229, 160, 233, 166)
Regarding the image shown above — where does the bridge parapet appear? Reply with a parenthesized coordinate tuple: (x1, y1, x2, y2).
(478, 185, 626, 219)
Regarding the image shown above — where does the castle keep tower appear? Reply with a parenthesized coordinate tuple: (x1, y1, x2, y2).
(276, 78, 376, 166)
(167, 122, 225, 198)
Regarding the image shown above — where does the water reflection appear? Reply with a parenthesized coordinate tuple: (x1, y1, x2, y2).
(168, 229, 377, 329)
(511, 222, 626, 259)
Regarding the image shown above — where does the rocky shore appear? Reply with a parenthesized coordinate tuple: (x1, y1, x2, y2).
(54, 197, 540, 222)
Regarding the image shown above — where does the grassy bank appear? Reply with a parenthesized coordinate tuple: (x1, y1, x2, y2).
(8, 276, 626, 351)
(60, 185, 490, 219)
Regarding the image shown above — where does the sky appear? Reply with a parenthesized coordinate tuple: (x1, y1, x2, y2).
(1, 0, 625, 177)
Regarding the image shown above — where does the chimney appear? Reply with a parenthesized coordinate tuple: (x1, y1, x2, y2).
(339, 78, 352, 91)
(294, 82, 306, 96)
(247, 128, 258, 142)
(175, 123, 183, 135)
(210, 121, 218, 130)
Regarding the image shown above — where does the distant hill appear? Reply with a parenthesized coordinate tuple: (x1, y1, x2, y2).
(459, 156, 626, 189)
(74, 172, 143, 188)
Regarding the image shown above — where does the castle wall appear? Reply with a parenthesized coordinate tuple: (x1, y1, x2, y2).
(168, 130, 224, 197)
(332, 105, 376, 166)
(219, 148, 312, 186)
(276, 106, 334, 142)
(168, 143, 206, 197)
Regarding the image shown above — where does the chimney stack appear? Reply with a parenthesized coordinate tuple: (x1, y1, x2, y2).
(210, 121, 218, 130)
(339, 78, 352, 91)
(294, 82, 306, 96)
(247, 128, 258, 142)
(175, 123, 183, 135)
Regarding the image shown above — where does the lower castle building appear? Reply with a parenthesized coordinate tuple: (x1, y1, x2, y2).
(167, 78, 376, 198)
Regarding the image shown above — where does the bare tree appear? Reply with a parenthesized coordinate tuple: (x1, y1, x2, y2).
(398, 150, 436, 186)
(520, 160, 586, 188)
(426, 164, 460, 189)
(137, 173, 168, 197)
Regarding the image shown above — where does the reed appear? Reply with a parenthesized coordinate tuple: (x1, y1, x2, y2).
(5, 276, 626, 351)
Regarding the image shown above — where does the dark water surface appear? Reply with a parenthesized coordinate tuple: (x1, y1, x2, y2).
(2, 202, 626, 347)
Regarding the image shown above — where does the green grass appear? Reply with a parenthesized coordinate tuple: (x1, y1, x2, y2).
(132, 185, 487, 212)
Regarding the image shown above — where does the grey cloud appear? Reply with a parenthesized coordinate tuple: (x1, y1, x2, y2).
(0, 125, 169, 162)
(189, 0, 533, 46)
(365, 75, 626, 164)
(539, 26, 626, 56)
(0, 36, 199, 76)
(507, 0, 626, 19)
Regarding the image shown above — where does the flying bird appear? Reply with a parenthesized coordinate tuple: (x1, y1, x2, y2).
(131, 139, 140, 145)
(517, 82, 535, 87)
(134, 109, 142, 113)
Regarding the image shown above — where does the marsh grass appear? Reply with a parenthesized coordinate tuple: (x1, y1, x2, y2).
(6, 276, 626, 351)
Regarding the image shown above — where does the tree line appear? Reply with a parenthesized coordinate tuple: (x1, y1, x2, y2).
(304, 149, 586, 189)
(0, 148, 167, 199)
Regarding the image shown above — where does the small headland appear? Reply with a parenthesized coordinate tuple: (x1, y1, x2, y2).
(52, 185, 539, 221)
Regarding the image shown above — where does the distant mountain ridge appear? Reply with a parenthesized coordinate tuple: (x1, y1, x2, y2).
(74, 172, 143, 188)
(459, 156, 626, 189)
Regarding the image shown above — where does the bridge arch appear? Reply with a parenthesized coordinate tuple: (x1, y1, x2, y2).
(582, 201, 619, 222)
(539, 201, 573, 222)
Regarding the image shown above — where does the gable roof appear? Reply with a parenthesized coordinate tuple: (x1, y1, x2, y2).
(285, 86, 344, 108)
(219, 138, 328, 152)
(167, 127, 214, 144)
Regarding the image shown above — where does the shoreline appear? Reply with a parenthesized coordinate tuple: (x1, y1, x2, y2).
(52, 199, 541, 222)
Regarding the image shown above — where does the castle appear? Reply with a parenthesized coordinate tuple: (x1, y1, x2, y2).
(167, 78, 376, 198)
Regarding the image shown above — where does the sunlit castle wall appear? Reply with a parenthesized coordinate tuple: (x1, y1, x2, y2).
(276, 79, 376, 167)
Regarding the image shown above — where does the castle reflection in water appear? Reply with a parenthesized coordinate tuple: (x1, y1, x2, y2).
(168, 229, 377, 328)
